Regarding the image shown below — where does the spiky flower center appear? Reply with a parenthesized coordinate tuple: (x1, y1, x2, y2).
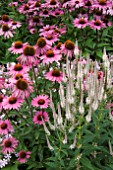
(14, 41, 23, 49)
(14, 63, 23, 71)
(85, 1, 92, 6)
(23, 45, 36, 56)
(16, 79, 28, 90)
(94, 20, 101, 26)
(2, 15, 9, 22)
(15, 74, 23, 80)
(52, 69, 60, 77)
(2, 24, 9, 31)
(0, 95, 3, 102)
(50, 0, 57, 5)
(43, 10, 49, 15)
(12, 21, 17, 25)
(9, 97, 17, 104)
(24, 4, 29, 10)
(37, 38, 46, 48)
(99, 0, 106, 5)
(56, 42, 62, 49)
(35, 1, 41, 7)
(46, 50, 54, 58)
(79, 18, 86, 24)
(19, 151, 27, 158)
(75, 0, 79, 4)
(1, 123, 7, 129)
(4, 140, 12, 147)
(37, 114, 42, 121)
(46, 35, 53, 40)
(38, 99, 45, 105)
(33, 16, 40, 23)
(65, 40, 75, 50)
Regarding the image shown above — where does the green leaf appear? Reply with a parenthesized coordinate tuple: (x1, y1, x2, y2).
(2, 164, 18, 170)
(81, 157, 95, 170)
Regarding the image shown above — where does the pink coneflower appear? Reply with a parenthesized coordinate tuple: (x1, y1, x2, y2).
(9, 73, 30, 84)
(33, 111, 49, 125)
(70, 0, 84, 8)
(17, 45, 38, 65)
(93, 0, 112, 10)
(45, 69, 63, 83)
(83, 0, 93, 9)
(40, 9, 51, 18)
(61, 40, 75, 58)
(30, 1, 42, 11)
(50, 9, 64, 17)
(2, 96, 24, 110)
(18, 4, 31, 14)
(40, 25, 56, 34)
(0, 24, 14, 39)
(9, 21, 22, 29)
(42, 0, 60, 8)
(0, 119, 14, 135)
(1, 137, 18, 154)
(17, 150, 31, 163)
(8, 41, 28, 54)
(44, 30, 59, 46)
(40, 49, 62, 64)
(28, 16, 43, 27)
(0, 15, 11, 25)
(7, 63, 29, 76)
(73, 17, 89, 29)
(35, 37, 51, 55)
(13, 78, 33, 99)
(89, 19, 106, 30)
(31, 94, 50, 108)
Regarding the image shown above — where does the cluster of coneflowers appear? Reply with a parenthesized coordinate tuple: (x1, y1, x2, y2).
(0, 0, 113, 168)
(4, 0, 113, 38)
(0, 14, 21, 39)
(0, 32, 112, 164)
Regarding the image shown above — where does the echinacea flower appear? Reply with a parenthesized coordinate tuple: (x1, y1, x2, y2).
(1, 137, 18, 154)
(13, 78, 33, 99)
(0, 24, 14, 39)
(89, 19, 106, 30)
(73, 17, 89, 29)
(9, 21, 22, 29)
(17, 45, 38, 65)
(0, 119, 14, 135)
(2, 96, 24, 110)
(0, 15, 11, 25)
(17, 150, 31, 163)
(40, 49, 62, 64)
(33, 111, 49, 125)
(35, 37, 50, 54)
(7, 63, 30, 76)
(61, 40, 75, 58)
(45, 69, 63, 83)
(93, 0, 112, 11)
(8, 41, 28, 54)
(31, 95, 50, 108)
